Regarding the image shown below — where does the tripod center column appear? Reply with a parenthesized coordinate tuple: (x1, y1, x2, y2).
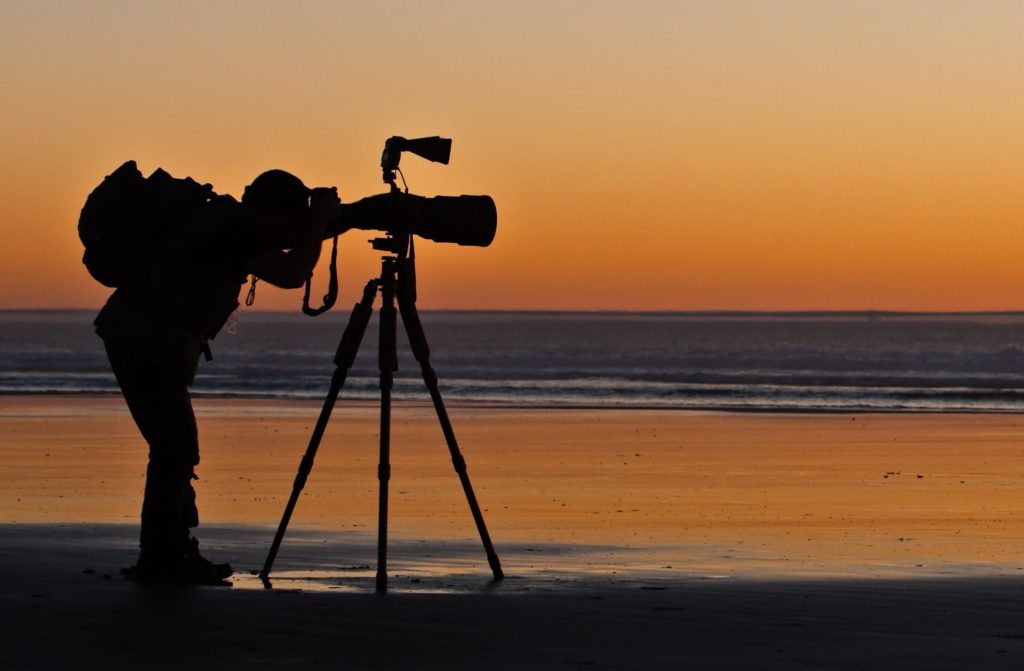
(376, 256, 399, 592)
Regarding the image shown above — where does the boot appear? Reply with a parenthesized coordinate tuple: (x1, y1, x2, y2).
(129, 545, 231, 586)
(185, 536, 233, 580)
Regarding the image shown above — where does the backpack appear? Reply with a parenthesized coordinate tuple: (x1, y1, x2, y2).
(79, 160, 216, 287)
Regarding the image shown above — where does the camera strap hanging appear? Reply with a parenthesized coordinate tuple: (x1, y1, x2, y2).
(302, 233, 339, 316)
(245, 276, 259, 306)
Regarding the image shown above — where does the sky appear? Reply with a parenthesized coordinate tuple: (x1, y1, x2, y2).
(1, 0, 1023, 312)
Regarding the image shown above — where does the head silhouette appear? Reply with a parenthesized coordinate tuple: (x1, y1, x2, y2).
(242, 170, 310, 214)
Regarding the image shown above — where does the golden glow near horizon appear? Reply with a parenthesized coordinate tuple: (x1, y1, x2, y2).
(2, 1, 1023, 311)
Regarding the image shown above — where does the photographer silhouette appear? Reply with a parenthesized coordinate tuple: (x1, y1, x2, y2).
(91, 166, 344, 585)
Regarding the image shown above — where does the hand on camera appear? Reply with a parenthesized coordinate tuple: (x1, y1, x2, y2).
(310, 186, 345, 235)
(310, 186, 341, 215)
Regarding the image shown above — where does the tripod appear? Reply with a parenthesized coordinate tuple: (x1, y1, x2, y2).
(259, 233, 503, 592)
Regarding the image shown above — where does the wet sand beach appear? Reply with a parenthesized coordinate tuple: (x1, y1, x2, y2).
(2, 396, 1024, 668)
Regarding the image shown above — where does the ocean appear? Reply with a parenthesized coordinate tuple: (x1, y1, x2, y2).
(3, 309, 1024, 413)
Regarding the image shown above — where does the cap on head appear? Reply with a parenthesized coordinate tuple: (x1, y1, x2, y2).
(242, 169, 310, 213)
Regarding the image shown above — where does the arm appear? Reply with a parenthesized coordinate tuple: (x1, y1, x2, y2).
(247, 188, 342, 289)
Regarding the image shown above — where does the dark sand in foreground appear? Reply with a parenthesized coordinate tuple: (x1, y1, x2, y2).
(2, 396, 1024, 669)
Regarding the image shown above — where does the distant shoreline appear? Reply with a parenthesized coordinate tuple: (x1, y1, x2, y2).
(3, 391, 1024, 416)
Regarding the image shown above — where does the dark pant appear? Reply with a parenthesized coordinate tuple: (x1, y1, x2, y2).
(102, 330, 202, 557)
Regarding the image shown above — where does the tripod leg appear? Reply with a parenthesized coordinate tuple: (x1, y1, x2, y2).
(259, 280, 378, 587)
(376, 259, 399, 593)
(396, 261, 504, 581)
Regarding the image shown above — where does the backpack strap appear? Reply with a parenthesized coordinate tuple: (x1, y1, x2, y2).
(301, 234, 339, 316)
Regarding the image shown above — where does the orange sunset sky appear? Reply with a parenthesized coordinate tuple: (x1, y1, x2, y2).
(1, 1, 1023, 312)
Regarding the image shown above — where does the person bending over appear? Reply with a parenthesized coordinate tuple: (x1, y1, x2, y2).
(95, 169, 344, 585)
